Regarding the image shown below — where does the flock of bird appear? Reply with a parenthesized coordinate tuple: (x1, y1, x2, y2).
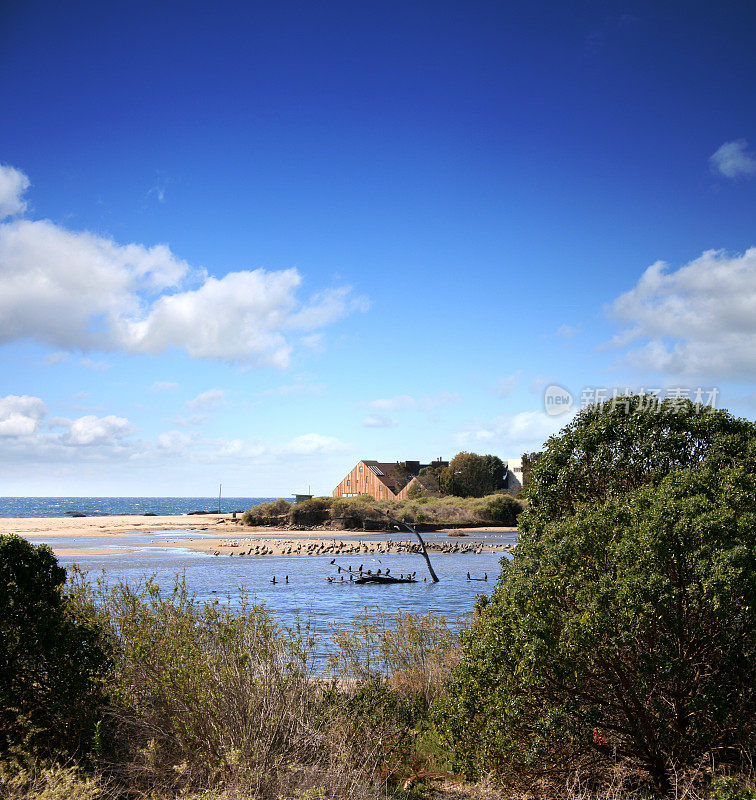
(210, 537, 513, 558)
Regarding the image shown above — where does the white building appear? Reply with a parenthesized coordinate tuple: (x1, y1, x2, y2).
(504, 457, 523, 491)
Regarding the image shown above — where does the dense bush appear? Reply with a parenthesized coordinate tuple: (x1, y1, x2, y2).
(243, 493, 524, 528)
(522, 396, 756, 531)
(0, 535, 109, 762)
(74, 574, 385, 799)
(439, 452, 507, 498)
(438, 399, 756, 796)
(241, 498, 292, 525)
(288, 496, 335, 525)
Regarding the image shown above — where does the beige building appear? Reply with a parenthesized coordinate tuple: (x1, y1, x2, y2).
(332, 459, 447, 500)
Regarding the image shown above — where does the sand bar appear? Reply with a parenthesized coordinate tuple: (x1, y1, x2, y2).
(1, 514, 517, 557)
(0, 513, 242, 539)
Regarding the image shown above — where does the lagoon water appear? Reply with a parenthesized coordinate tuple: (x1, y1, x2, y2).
(30, 527, 516, 661)
(6, 496, 516, 662)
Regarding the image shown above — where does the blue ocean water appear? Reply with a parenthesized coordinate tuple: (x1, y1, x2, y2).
(0, 497, 278, 518)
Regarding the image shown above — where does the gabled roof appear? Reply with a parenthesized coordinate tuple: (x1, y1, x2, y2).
(361, 460, 411, 494)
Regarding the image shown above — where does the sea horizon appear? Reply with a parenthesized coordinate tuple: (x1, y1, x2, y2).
(0, 496, 284, 518)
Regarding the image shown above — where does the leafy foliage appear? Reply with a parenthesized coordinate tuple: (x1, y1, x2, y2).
(521, 396, 756, 531)
(0, 535, 109, 761)
(440, 452, 506, 498)
(439, 400, 756, 796)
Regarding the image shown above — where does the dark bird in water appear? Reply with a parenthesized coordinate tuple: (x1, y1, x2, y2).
(400, 574, 404, 579)
(271, 576, 276, 584)
(377, 568, 381, 575)
(337, 566, 341, 573)
(359, 564, 363, 572)
(385, 568, 390, 575)
(285, 575, 289, 583)
(367, 569, 372, 575)
(484, 573, 488, 580)
(330, 558, 335, 564)
(467, 572, 471, 580)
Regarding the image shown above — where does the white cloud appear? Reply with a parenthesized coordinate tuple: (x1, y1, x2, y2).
(456, 410, 571, 454)
(609, 248, 756, 377)
(555, 323, 581, 339)
(66, 415, 134, 446)
(419, 392, 459, 412)
(257, 382, 325, 398)
(185, 388, 227, 411)
(363, 413, 398, 428)
(0, 395, 47, 436)
(710, 140, 756, 179)
(279, 433, 348, 455)
(45, 351, 70, 365)
(80, 357, 111, 371)
(369, 394, 416, 411)
(157, 430, 196, 452)
(0, 165, 30, 219)
(150, 381, 179, 393)
(0, 165, 367, 366)
(0, 218, 191, 350)
(368, 392, 459, 413)
(492, 372, 521, 398)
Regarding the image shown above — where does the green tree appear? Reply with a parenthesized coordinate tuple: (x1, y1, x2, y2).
(438, 400, 756, 795)
(441, 452, 506, 497)
(522, 396, 755, 531)
(520, 450, 541, 488)
(0, 535, 109, 760)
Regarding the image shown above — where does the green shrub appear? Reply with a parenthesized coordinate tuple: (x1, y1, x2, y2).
(0, 762, 110, 800)
(82, 575, 380, 799)
(0, 536, 109, 761)
(438, 400, 756, 796)
(709, 777, 756, 800)
(288, 497, 334, 526)
(242, 498, 292, 525)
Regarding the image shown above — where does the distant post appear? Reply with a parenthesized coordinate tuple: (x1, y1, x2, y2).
(218, 483, 222, 514)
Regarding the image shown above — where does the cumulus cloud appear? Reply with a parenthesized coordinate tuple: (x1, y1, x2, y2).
(0, 395, 47, 436)
(710, 140, 756, 179)
(157, 430, 196, 452)
(65, 415, 134, 446)
(362, 413, 398, 428)
(456, 410, 571, 453)
(279, 433, 348, 455)
(368, 392, 459, 413)
(185, 388, 226, 411)
(555, 323, 581, 338)
(369, 394, 416, 411)
(0, 165, 367, 366)
(609, 248, 756, 378)
(0, 164, 30, 219)
(492, 372, 521, 398)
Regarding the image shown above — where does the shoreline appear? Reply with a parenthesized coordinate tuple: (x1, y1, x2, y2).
(0, 514, 518, 558)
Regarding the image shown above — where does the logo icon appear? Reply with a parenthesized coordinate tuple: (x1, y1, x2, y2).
(544, 384, 574, 416)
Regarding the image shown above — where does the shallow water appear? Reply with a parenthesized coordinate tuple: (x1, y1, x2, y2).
(46, 529, 517, 660)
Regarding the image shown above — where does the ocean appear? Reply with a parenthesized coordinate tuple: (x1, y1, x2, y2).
(0, 497, 277, 518)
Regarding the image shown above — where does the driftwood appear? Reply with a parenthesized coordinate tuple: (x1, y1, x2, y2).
(377, 509, 440, 583)
(327, 566, 418, 585)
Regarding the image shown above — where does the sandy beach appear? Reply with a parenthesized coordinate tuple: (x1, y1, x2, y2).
(0, 513, 241, 539)
(2, 514, 517, 558)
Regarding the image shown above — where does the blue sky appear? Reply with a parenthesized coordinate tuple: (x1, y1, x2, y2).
(1, 0, 755, 496)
